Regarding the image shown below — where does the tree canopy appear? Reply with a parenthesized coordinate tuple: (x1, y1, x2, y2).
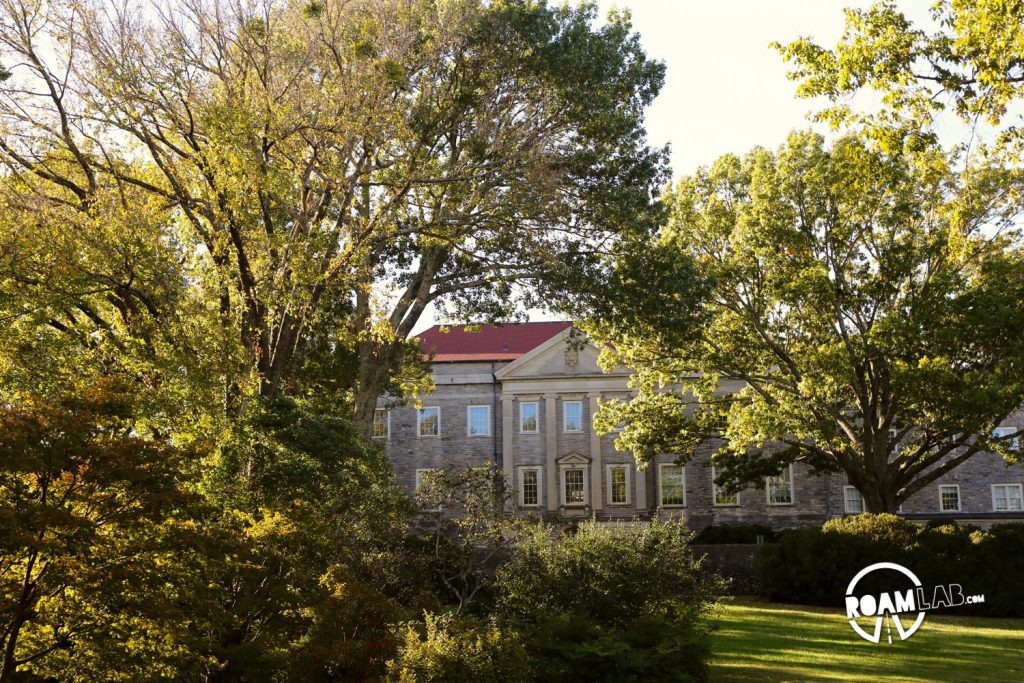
(589, 130, 1024, 513)
(0, 0, 667, 430)
(775, 0, 1024, 151)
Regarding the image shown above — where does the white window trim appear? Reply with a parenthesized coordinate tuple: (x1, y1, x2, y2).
(992, 426, 1020, 450)
(520, 401, 539, 434)
(417, 406, 440, 438)
(563, 400, 583, 433)
(560, 466, 589, 507)
(372, 409, 390, 440)
(518, 466, 543, 508)
(939, 484, 961, 512)
(711, 465, 739, 507)
(606, 464, 631, 506)
(992, 483, 1024, 512)
(844, 486, 865, 514)
(765, 464, 794, 506)
(657, 463, 686, 508)
(466, 404, 492, 437)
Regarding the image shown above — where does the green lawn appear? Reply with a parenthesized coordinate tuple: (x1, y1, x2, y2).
(710, 597, 1024, 682)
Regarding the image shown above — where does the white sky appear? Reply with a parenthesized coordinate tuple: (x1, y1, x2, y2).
(595, 0, 944, 177)
(414, 0, 940, 333)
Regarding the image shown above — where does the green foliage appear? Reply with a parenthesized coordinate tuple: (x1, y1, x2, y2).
(774, 0, 1024, 148)
(198, 398, 423, 680)
(289, 564, 410, 682)
(758, 515, 1024, 617)
(519, 611, 712, 683)
(303, 1, 326, 20)
(0, 0, 668, 432)
(588, 130, 1024, 512)
(493, 521, 720, 683)
(386, 612, 532, 683)
(0, 381, 219, 681)
(415, 464, 522, 612)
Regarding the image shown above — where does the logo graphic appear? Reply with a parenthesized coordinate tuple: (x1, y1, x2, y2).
(844, 562, 985, 644)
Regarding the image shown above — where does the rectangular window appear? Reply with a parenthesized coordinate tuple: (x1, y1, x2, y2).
(564, 469, 585, 506)
(467, 405, 491, 436)
(939, 485, 961, 512)
(564, 401, 582, 432)
(418, 407, 440, 437)
(519, 467, 541, 507)
(992, 427, 1020, 450)
(992, 483, 1024, 512)
(658, 464, 685, 507)
(520, 401, 539, 433)
(608, 465, 629, 505)
(712, 465, 738, 506)
(372, 409, 389, 439)
(844, 486, 864, 514)
(766, 465, 794, 505)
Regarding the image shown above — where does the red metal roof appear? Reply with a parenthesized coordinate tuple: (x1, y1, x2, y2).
(417, 321, 572, 362)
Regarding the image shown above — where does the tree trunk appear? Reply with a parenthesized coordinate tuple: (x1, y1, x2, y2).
(352, 339, 403, 437)
(860, 484, 901, 514)
(1, 554, 36, 683)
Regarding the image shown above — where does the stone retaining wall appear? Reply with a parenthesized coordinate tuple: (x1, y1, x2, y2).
(691, 543, 762, 595)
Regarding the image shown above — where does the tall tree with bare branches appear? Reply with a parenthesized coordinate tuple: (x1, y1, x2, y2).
(0, 0, 667, 431)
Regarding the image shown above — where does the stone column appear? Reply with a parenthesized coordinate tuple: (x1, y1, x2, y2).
(544, 393, 558, 512)
(588, 392, 603, 512)
(502, 396, 514, 509)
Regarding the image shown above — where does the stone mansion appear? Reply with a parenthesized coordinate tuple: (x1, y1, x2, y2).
(375, 322, 1024, 530)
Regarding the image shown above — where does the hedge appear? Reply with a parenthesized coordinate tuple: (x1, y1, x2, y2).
(757, 515, 1024, 617)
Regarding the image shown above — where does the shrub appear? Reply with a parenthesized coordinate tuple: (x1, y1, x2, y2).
(757, 515, 1024, 617)
(386, 613, 531, 683)
(758, 514, 919, 605)
(288, 565, 410, 681)
(493, 521, 720, 682)
(692, 523, 777, 544)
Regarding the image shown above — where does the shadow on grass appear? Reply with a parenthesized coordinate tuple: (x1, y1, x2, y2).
(709, 597, 1024, 682)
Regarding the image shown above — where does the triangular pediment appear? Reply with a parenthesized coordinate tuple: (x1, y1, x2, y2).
(557, 451, 591, 465)
(495, 327, 621, 380)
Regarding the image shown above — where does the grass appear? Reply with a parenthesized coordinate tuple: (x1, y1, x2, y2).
(709, 597, 1024, 682)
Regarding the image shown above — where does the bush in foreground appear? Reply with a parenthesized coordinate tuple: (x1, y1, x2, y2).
(386, 613, 531, 683)
(493, 520, 720, 683)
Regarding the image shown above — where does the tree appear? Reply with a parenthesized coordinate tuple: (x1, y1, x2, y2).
(774, 0, 1024, 149)
(414, 463, 519, 613)
(0, 381, 217, 682)
(0, 0, 667, 432)
(199, 396, 424, 681)
(588, 130, 1024, 513)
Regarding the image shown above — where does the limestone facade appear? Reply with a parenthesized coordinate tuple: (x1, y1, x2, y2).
(378, 326, 1024, 529)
